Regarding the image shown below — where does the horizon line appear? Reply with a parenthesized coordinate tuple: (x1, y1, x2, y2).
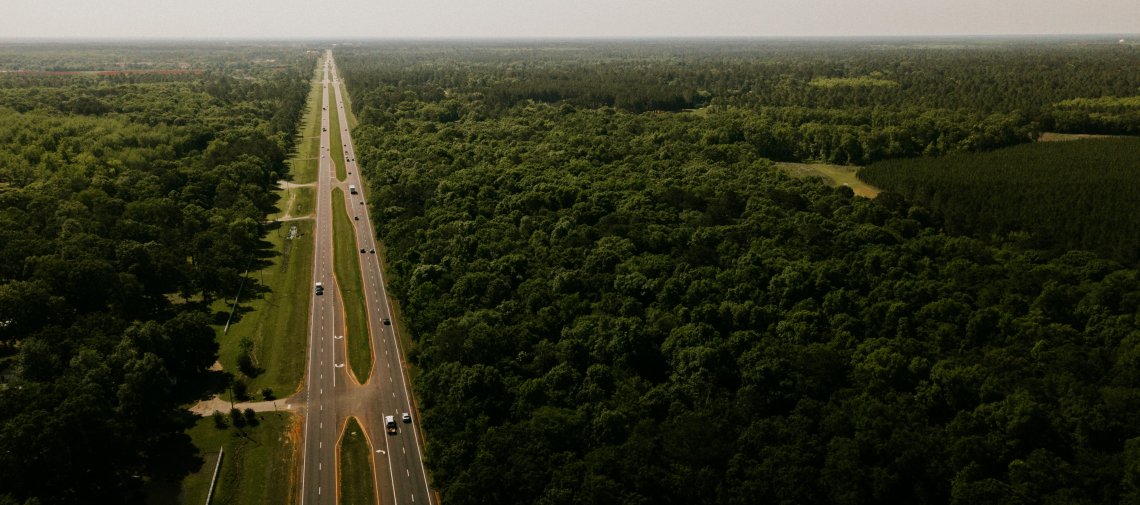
(1, 33, 1138, 44)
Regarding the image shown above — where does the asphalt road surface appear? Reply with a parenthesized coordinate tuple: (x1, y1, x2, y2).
(299, 50, 433, 505)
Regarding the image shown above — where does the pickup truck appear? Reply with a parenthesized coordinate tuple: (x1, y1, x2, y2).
(386, 415, 398, 435)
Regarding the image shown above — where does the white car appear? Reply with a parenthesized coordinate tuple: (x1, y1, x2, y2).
(402, 413, 411, 423)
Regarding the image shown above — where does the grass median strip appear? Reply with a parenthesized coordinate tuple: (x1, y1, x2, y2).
(178, 411, 297, 505)
(338, 79, 358, 129)
(338, 417, 377, 505)
(329, 89, 347, 181)
(332, 187, 373, 383)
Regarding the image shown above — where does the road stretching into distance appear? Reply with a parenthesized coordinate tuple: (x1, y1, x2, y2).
(299, 50, 433, 505)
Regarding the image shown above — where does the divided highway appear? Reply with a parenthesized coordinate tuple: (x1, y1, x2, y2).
(299, 50, 433, 505)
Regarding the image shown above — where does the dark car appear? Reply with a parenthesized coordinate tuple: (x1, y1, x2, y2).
(360, 248, 366, 253)
(383, 318, 391, 325)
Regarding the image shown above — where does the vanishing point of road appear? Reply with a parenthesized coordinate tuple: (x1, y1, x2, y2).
(299, 50, 434, 505)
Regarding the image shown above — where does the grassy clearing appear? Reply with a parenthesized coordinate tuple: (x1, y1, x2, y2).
(338, 417, 376, 505)
(1037, 132, 1125, 142)
(332, 187, 372, 383)
(329, 93, 347, 181)
(777, 162, 881, 198)
(179, 412, 297, 505)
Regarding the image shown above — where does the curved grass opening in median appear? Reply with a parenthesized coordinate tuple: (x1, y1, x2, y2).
(332, 187, 373, 383)
(338, 417, 377, 505)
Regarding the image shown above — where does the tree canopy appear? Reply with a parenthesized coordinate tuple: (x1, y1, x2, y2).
(339, 41, 1140, 504)
(0, 44, 314, 504)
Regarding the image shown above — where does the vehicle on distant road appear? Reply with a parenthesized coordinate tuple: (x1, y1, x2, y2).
(314, 282, 324, 295)
(386, 416, 398, 434)
(402, 413, 411, 423)
(383, 318, 390, 325)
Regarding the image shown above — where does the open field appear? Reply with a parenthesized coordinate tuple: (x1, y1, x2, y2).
(176, 412, 297, 505)
(777, 162, 881, 197)
(332, 187, 373, 383)
(338, 417, 377, 505)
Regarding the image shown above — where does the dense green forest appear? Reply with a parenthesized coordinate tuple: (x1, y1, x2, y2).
(0, 45, 313, 504)
(860, 138, 1140, 265)
(338, 40, 1140, 165)
(339, 41, 1140, 504)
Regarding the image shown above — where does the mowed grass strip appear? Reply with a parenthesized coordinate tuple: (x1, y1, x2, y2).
(776, 162, 881, 198)
(179, 412, 297, 505)
(329, 90, 347, 181)
(338, 417, 377, 505)
(332, 187, 372, 383)
(292, 73, 325, 185)
(212, 198, 313, 401)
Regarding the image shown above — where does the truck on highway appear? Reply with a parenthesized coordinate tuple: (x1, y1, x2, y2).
(386, 415, 398, 434)
(349, 184, 357, 194)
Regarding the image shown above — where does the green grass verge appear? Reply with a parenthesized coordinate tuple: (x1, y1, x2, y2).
(291, 75, 324, 185)
(339, 417, 376, 505)
(332, 187, 372, 383)
(776, 161, 881, 198)
(329, 92, 347, 181)
(178, 412, 297, 505)
(212, 214, 313, 400)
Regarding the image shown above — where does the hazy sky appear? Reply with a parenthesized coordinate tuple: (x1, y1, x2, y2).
(2, 0, 1137, 39)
